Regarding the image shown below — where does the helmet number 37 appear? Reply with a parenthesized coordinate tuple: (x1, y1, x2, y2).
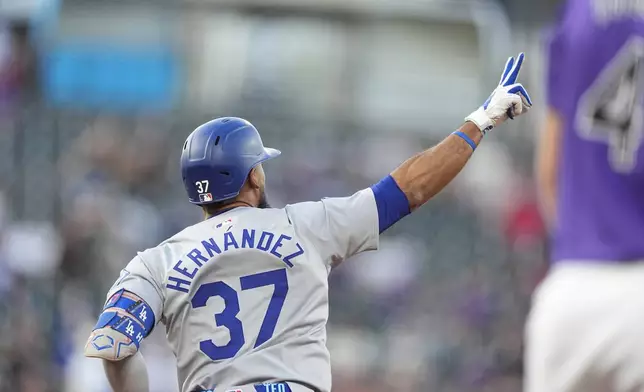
(196, 180, 210, 194)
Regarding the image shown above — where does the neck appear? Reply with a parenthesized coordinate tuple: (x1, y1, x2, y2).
(204, 200, 254, 220)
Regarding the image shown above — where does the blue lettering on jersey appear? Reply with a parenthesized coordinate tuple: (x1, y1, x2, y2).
(166, 276, 191, 293)
(257, 231, 274, 251)
(241, 228, 255, 248)
(223, 231, 240, 251)
(165, 230, 305, 293)
(187, 248, 208, 267)
(201, 238, 222, 257)
(270, 234, 291, 259)
(173, 259, 198, 279)
(282, 243, 304, 268)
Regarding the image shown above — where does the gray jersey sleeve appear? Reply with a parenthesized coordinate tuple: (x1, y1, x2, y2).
(106, 253, 165, 325)
(286, 188, 379, 269)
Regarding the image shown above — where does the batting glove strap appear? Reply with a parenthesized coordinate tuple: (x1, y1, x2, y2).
(464, 107, 494, 135)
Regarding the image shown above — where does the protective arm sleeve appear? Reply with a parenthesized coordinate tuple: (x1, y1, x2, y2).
(85, 254, 163, 361)
(84, 289, 156, 361)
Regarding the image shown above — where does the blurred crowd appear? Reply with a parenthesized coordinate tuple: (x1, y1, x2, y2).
(0, 1, 552, 392)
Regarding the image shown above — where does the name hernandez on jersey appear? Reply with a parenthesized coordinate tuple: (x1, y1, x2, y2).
(166, 228, 305, 294)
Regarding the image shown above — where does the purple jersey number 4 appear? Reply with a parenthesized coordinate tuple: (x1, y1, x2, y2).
(576, 37, 644, 173)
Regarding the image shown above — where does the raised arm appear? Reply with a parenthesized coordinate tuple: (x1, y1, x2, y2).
(391, 53, 532, 212)
(391, 121, 483, 211)
(269, 54, 533, 268)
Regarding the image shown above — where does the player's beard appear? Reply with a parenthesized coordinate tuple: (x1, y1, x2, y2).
(258, 190, 271, 209)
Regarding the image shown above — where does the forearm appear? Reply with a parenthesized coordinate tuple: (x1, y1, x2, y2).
(373, 53, 530, 227)
(391, 122, 482, 211)
(103, 352, 149, 392)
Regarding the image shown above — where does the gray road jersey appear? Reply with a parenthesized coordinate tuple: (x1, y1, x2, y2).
(105, 189, 379, 392)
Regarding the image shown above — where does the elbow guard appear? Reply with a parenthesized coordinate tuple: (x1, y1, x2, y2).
(84, 289, 155, 361)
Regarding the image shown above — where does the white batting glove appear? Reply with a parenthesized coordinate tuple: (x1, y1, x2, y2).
(465, 52, 533, 135)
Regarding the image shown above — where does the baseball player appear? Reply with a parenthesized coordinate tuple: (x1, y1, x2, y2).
(84, 54, 532, 392)
(528, 1, 644, 391)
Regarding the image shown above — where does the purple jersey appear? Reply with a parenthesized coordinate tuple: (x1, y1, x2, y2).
(549, 0, 644, 262)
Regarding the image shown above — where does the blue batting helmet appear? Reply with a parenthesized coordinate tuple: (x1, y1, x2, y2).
(180, 117, 281, 204)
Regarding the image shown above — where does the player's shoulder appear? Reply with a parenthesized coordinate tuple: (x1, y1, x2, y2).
(284, 188, 375, 222)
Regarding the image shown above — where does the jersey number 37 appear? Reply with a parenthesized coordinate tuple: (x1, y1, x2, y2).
(191, 268, 289, 361)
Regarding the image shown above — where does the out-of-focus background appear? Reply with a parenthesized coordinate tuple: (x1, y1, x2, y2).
(0, 0, 560, 391)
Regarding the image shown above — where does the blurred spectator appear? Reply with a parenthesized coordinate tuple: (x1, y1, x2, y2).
(0, 20, 36, 111)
